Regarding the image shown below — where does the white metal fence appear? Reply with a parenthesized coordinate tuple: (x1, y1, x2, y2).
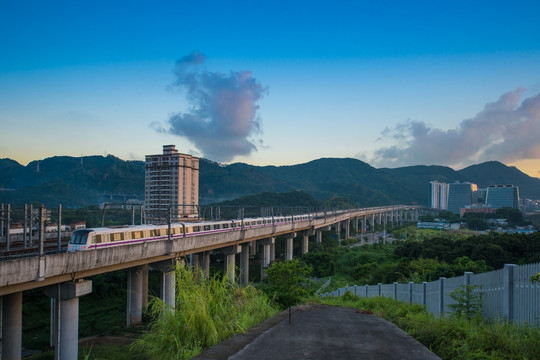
(320, 263, 540, 327)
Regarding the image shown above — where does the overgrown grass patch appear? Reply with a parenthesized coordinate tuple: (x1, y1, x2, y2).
(131, 266, 279, 360)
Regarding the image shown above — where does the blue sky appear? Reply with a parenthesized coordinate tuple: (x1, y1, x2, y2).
(1, 0, 540, 177)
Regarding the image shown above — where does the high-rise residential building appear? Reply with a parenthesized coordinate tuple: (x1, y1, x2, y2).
(429, 181, 440, 208)
(447, 181, 477, 214)
(429, 181, 449, 209)
(485, 184, 519, 209)
(439, 182, 449, 210)
(144, 145, 199, 223)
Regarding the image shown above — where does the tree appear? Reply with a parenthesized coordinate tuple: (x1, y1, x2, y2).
(263, 259, 314, 307)
(465, 217, 489, 230)
(448, 285, 482, 320)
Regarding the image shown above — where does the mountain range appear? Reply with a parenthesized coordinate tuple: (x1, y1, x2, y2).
(1, 155, 539, 208)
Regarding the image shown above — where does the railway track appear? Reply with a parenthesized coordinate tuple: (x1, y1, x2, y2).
(0, 237, 70, 260)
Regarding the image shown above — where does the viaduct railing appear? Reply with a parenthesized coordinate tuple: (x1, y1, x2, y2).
(320, 262, 540, 327)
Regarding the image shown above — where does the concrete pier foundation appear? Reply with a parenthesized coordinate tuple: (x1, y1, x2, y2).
(156, 259, 177, 311)
(285, 233, 295, 260)
(316, 230, 322, 244)
(127, 266, 144, 326)
(301, 233, 309, 255)
(141, 264, 149, 309)
(2, 292, 22, 360)
(223, 245, 239, 282)
(240, 243, 250, 285)
(200, 251, 211, 279)
(259, 237, 274, 280)
(43, 280, 92, 360)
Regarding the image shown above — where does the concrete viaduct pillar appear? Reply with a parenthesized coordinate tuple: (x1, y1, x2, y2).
(191, 252, 200, 276)
(316, 230, 322, 244)
(127, 266, 144, 326)
(371, 213, 375, 229)
(259, 237, 274, 280)
(240, 243, 250, 285)
(345, 219, 350, 240)
(200, 251, 211, 279)
(223, 245, 239, 282)
(2, 292, 22, 360)
(301, 232, 309, 255)
(141, 264, 149, 309)
(155, 259, 178, 311)
(361, 216, 366, 237)
(285, 233, 296, 261)
(43, 280, 92, 360)
(353, 216, 359, 234)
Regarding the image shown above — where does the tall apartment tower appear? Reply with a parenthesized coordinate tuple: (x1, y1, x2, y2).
(145, 145, 199, 223)
(485, 184, 519, 209)
(429, 181, 441, 208)
(429, 181, 449, 209)
(447, 181, 477, 214)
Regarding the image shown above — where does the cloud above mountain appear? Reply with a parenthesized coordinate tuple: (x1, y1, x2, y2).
(163, 52, 267, 162)
(369, 88, 540, 168)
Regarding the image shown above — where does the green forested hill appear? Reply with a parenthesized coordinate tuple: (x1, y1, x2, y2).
(1, 155, 539, 208)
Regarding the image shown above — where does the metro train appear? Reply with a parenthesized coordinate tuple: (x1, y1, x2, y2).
(67, 214, 314, 252)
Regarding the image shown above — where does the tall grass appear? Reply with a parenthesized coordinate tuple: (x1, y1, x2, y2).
(131, 266, 278, 360)
(316, 293, 540, 360)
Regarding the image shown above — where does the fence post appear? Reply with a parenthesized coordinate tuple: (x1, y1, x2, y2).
(57, 204, 62, 252)
(409, 281, 414, 304)
(6, 204, 11, 251)
(378, 283, 382, 296)
(354, 285, 357, 296)
(422, 282, 427, 306)
(393, 282, 398, 299)
(439, 277, 446, 316)
(503, 264, 517, 322)
(464, 271, 473, 308)
(365, 284, 369, 298)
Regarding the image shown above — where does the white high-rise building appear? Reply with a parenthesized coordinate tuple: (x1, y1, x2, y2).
(439, 182, 449, 210)
(144, 145, 199, 223)
(430, 181, 441, 208)
(430, 181, 449, 210)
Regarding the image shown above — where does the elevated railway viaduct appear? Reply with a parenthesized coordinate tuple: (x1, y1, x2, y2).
(0, 205, 419, 360)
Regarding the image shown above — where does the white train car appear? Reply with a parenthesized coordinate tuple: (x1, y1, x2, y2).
(67, 212, 315, 252)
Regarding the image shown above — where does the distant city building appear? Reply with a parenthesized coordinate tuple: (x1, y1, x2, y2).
(429, 181, 449, 210)
(144, 145, 199, 224)
(429, 181, 440, 208)
(473, 188, 486, 205)
(460, 205, 496, 218)
(447, 181, 477, 214)
(485, 184, 519, 209)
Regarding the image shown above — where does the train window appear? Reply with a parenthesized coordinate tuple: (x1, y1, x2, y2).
(193, 226, 201, 232)
(222, 223, 229, 229)
(111, 232, 125, 241)
(131, 231, 143, 239)
(203, 225, 211, 231)
(94, 235, 102, 244)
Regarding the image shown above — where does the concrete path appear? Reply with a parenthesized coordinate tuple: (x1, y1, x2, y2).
(194, 304, 441, 360)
